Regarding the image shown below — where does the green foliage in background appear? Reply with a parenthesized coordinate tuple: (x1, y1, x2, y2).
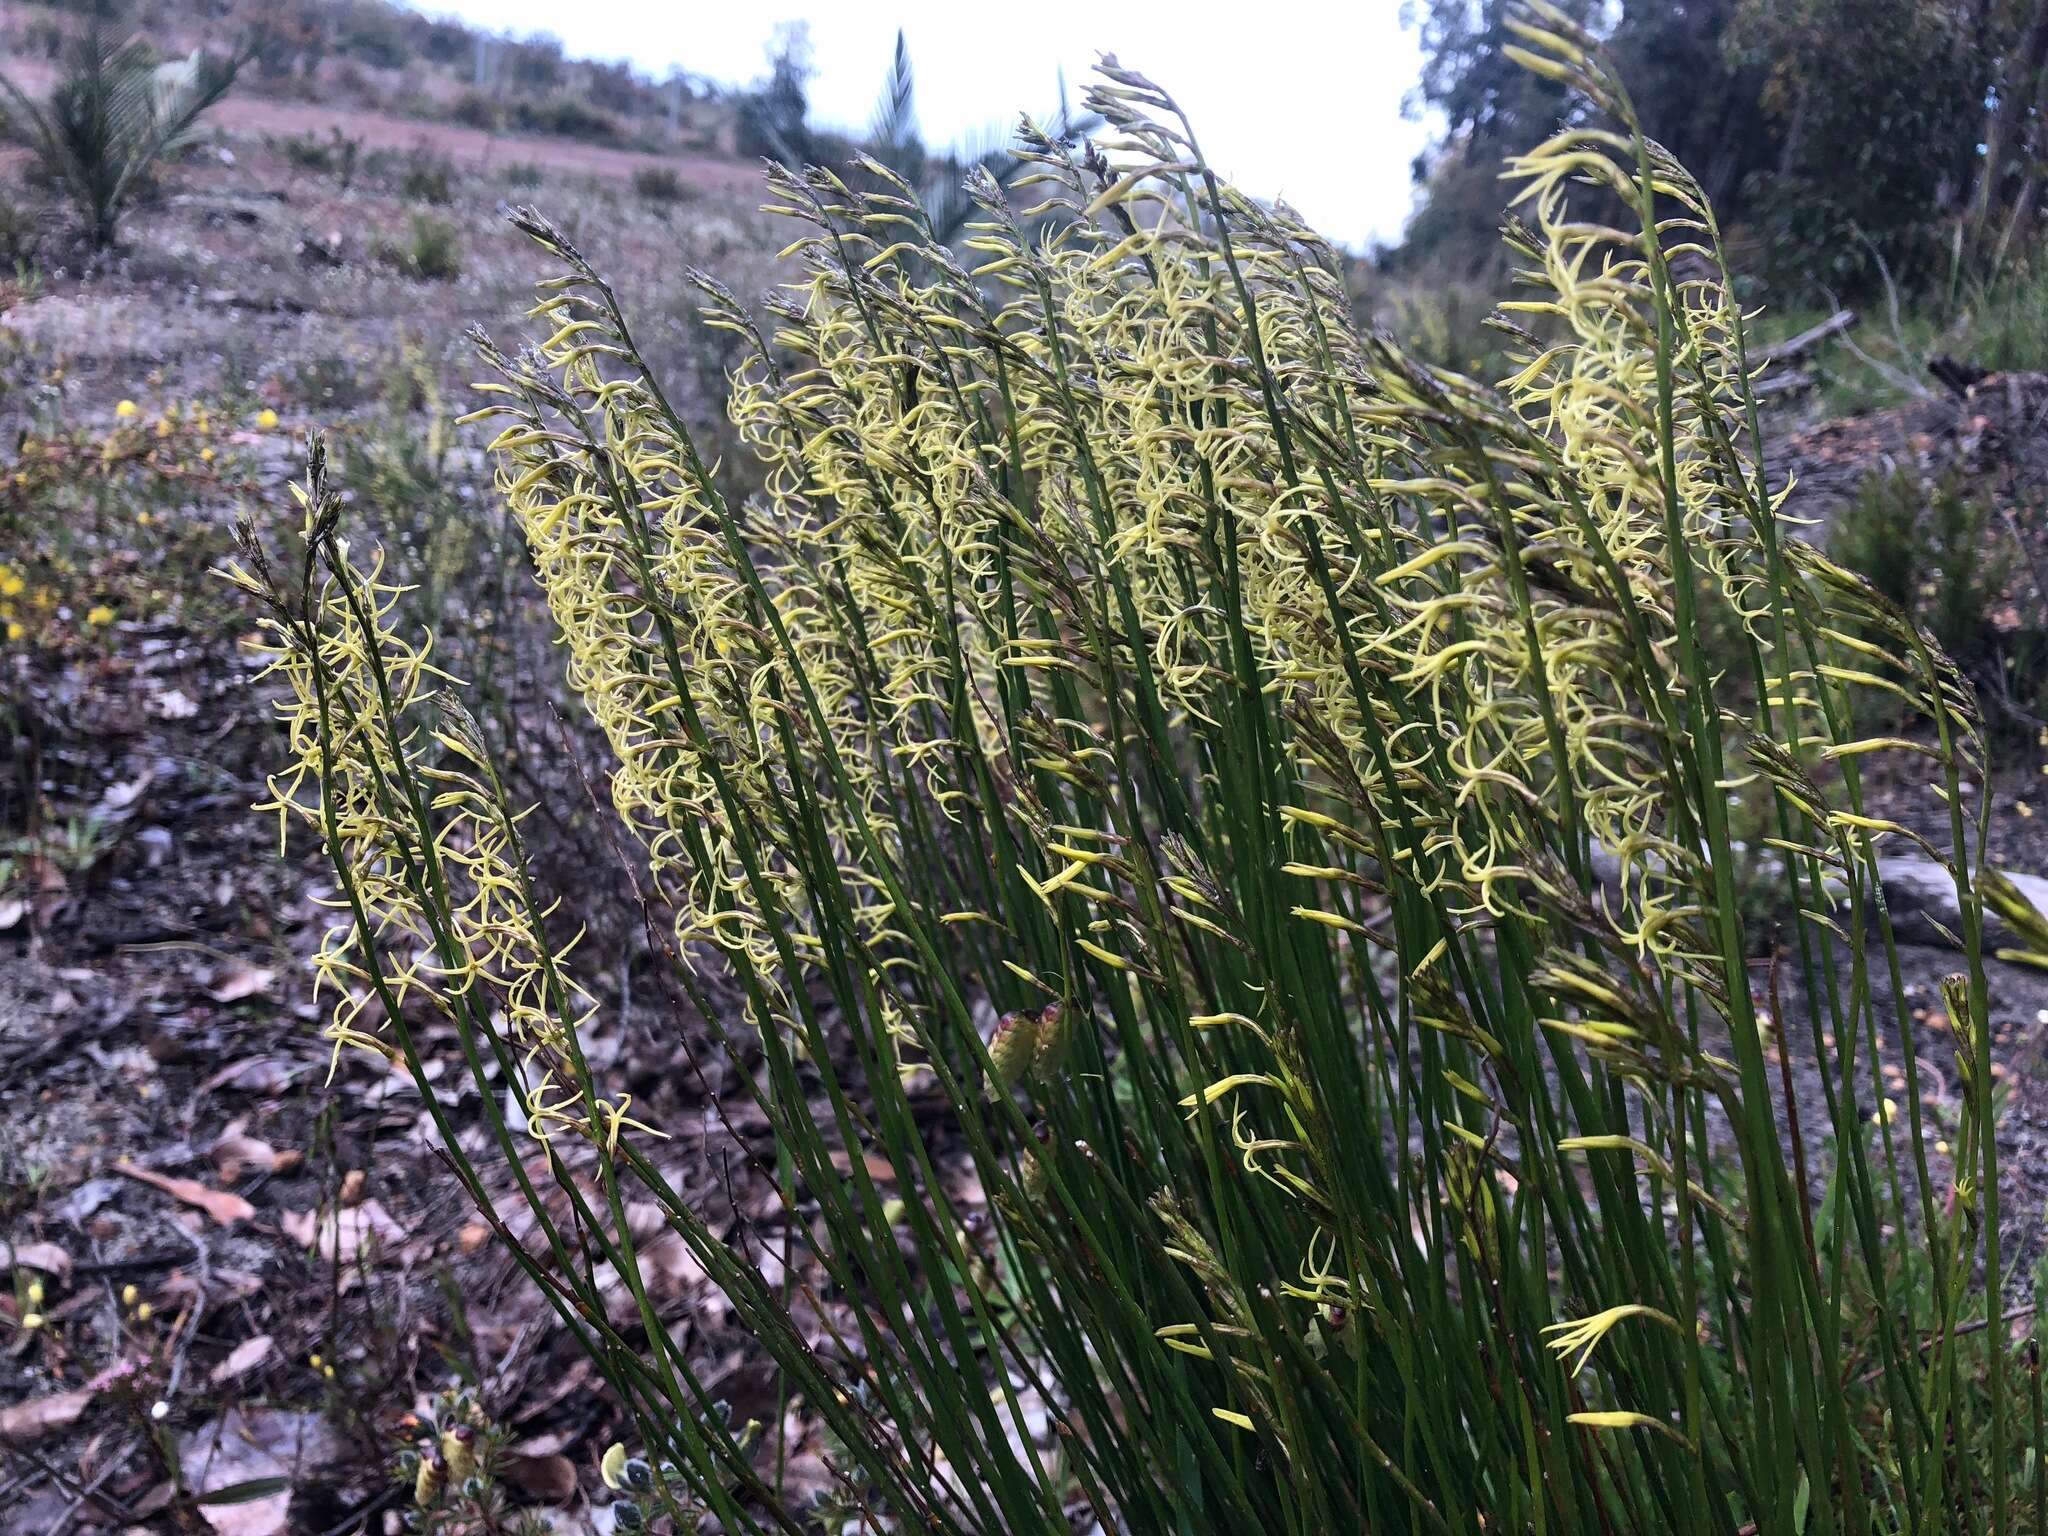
(1403, 0, 2048, 301)
(236, 8, 2034, 1531)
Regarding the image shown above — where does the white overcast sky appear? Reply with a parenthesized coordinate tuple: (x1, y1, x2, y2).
(407, 1, 1436, 249)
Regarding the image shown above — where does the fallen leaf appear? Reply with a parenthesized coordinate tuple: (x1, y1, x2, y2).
(211, 1127, 282, 1182)
(200, 1057, 298, 1095)
(279, 1200, 405, 1264)
(509, 1429, 577, 1457)
(504, 1452, 578, 1502)
(338, 1170, 365, 1206)
(179, 1408, 341, 1536)
(0, 1388, 91, 1444)
(56, 1178, 123, 1227)
(0, 897, 24, 931)
(207, 964, 275, 1005)
(210, 1334, 275, 1386)
(150, 686, 199, 720)
(637, 1232, 707, 1301)
(96, 769, 154, 816)
(114, 1163, 257, 1226)
(4, 1240, 72, 1280)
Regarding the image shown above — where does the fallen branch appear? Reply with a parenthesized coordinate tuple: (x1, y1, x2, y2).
(1755, 308, 1858, 368)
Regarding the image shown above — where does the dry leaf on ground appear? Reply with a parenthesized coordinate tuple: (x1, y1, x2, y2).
(210, 1334, 275, 1386)
(179, 1407, 342, 1536)
(504, 1452, 578, 1502)
(207, 962, 275, 1004)
(3, 1240, 73, 1279)
(114, 1163, 257, 1225)
(211, 1122, 291, 1181)
(279, 1199, 405, 1264)
(0, 1387, 92, 1444)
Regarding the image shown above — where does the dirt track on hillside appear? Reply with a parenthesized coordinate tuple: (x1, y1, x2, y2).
(0, 56, 764, 196)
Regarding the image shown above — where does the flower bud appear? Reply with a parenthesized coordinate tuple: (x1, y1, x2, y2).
(988, 1012, 1038, 1096)
(440, 1424, 476, 1485)
(413, 1453, 445, 1508)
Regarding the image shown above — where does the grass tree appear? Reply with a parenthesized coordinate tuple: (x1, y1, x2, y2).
(0, 6, 240, 250)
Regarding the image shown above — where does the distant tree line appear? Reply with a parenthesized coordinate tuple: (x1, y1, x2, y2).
(1398, 0, 2048, 297)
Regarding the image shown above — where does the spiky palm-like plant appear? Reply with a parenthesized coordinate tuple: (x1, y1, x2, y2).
(234, 8, 2032, 1531)
(0, 8, 240, 249)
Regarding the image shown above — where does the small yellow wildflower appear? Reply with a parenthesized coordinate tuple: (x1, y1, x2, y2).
(153, 418, 171, 439)
(600, 1443, 629, 1489)
(20, 1312, 42, 1331)
(0, 567, 22, 598)
(115, 399, 138, 419)
(2019, 802, 2034, 819)
(200, 447, 215, 463)
(25, 1281, 43, 1307)
(135, 1301, 153, 1322)
(6, 623, 23, 643)
(256, 408, 279, 430)
(86, 604, 115, 627)
(121, 1284, 138, 1307)
(136, 510, 153, 526)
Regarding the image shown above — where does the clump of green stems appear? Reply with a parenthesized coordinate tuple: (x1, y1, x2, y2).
(233, 8, 2034, 1531)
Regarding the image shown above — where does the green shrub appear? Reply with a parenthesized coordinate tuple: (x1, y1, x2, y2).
(630, 164, 687, 204)
(1829, 468, 2023, 720)
(276, 126, 363, 189)
(400, 152, 457, 206)
(510, 96, 622, 145)
(382, 213, 460, 281)
(448, 89, 503, 133)
(0, 9, 239, 248)
(236, 12, 2034, 1532)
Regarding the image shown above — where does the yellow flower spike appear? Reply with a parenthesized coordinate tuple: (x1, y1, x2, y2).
(1153, 1324, 1214, 1360)
(1541, 1303, 1682, 1375)
(1211, 1408, 1257, 1433)
(1566, 1410, 1691, 1446)
(1179, 1073, 1285, 1115)
(595, 1095, 665, 1156)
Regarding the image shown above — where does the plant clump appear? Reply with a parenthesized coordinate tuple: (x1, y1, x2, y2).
(233, 7, 2030, 1531)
